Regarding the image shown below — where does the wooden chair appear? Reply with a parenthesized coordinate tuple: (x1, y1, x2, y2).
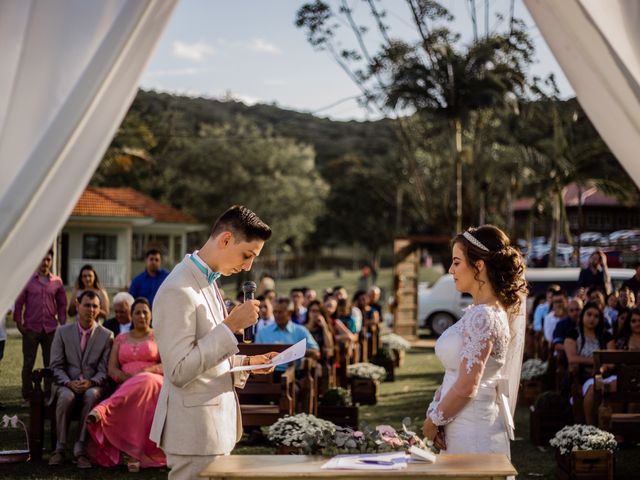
(236, 344, 296, 427)
(29, 368, 119, 460)
(28, 368, 55, 460)
(297, 358, 319, 415)
(568, 364, 586, 424)
(593, 350, 640, 441)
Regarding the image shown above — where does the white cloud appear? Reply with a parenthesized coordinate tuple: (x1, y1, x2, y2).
(245, 38, 282, 55)
(172, 41, 216, 62)
(145, 67, 212, 77)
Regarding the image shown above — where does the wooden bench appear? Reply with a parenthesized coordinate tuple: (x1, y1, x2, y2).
(593, 350, 640, 440)
(236, 344, 296, 427)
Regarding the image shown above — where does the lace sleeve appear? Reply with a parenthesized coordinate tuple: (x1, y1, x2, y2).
(427, 307, 499, 426)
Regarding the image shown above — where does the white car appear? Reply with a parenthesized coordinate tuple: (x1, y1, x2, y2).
(418, 267, 635, 336)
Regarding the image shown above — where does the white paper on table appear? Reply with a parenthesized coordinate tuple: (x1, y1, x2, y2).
(229, 339, 307, 372)
(321, 452, 408, 470)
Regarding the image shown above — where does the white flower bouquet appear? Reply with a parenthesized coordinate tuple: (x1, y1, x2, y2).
(381, 333, 411, 352)
(550, 424, 617, 454)
(267, 413, 337, 448)
(347, 362, 387, 383)
(520, 358, 548, 380)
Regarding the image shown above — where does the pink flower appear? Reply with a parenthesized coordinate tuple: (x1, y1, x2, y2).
(352, 431, 364, 439)
(376, 425, 397, 437)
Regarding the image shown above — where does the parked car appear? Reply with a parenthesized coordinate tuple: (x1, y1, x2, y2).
(417, 267, 635, 336)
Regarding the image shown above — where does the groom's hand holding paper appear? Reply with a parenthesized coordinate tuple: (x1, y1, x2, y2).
(247, 352, 278, 375)
(230, 339, 307, 372)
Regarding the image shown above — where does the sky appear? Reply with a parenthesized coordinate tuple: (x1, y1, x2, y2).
(140, 0, 575, 121)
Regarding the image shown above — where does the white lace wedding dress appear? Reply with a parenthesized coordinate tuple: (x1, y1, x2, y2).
(427, 304, 513, 457)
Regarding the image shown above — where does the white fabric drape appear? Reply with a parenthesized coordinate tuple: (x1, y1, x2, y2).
(0, 0, 176, 313)
(525, 0, 640, 188)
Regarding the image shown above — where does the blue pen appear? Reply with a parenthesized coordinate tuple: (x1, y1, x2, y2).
(358, 459, 395, 466)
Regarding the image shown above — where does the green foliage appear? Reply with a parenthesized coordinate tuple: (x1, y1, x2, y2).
(319, 387, 352, 407)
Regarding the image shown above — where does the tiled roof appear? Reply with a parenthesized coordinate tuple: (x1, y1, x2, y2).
(71, 187, 196, 223)
(513, 183, 625, 211)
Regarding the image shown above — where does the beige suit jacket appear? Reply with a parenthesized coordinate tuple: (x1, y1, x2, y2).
(49, 322, 113, 399)
(149, 255, 248, 455)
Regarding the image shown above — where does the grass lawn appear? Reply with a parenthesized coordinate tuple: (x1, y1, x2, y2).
(1, 330, 637, 478)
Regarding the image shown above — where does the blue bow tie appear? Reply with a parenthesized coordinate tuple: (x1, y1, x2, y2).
(190, 255, 220, 285)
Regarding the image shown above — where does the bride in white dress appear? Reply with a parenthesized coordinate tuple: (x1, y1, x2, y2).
(422, 225, 527, 459)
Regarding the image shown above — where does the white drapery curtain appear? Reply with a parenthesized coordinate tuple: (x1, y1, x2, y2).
(525, 0, 640, 188)
(0, 0, 176, 312)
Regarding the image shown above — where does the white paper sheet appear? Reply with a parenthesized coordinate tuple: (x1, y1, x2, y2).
(321, 452, 408, 470)
(230, 339, 307, 372)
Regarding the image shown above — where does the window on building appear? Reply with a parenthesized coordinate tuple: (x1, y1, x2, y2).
(83, 234, 117, 260)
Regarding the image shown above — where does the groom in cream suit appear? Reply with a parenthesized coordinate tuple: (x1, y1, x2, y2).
(150, 205, 276, 480)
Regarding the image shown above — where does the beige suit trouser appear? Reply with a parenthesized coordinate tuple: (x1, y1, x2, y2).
(166, 452, 220, 480)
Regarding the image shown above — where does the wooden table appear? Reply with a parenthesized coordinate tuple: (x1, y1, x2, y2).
(200, 454, 517, 480)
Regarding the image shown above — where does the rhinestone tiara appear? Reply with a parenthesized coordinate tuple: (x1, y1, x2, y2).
(463, 231, 489, 252)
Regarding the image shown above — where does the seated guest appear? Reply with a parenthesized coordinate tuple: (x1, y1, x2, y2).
(87, 298, 165, 471)
(256, 295, 275, 335)
(304, 300, 335, 360)
(255, 297, 320, 373)
(354, 290, 380, 328)
(367, 286, 383, 317)
(615, 308, 640, 350)
(543, 290, 568, 345)
(604, 291, 619, 333)
(336, 298, 358, 334)
(102, 292, 134, 338)
(48, 291, 113, 468)
(304, 288, 317, 308)
(552, 298, 583, 351)
(617, 286, 636, 312)
(290, 288, 307, 324)
(564, 302, 615, 425)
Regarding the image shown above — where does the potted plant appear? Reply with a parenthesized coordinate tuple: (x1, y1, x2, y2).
(347, 363, 386, 405)
(529, 391, 571, 447)
(381, 333, 411, 367)
(269, 414, 429, 457)
(550, 424, 616, 479)
(267, 413, 337, 454)
(370, 347, 396, 382)
(519, 358, 548, 406)
(317, 388, 359, 428)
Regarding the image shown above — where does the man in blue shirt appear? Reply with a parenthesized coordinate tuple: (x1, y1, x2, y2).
(255, 297, 320, 372)
(129, 249, 170, 307)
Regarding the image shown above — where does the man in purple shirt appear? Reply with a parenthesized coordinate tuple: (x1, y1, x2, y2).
(14, 249, 67, 401)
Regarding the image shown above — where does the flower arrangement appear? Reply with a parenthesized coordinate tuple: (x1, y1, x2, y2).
(381, 333, 411, 352)
(550, 425, 617, 455)
(520, 358, 548, 380)
(320, 387, 352, 407)
(267, 413, 337, 449)
(268, 414, 427, 456)
(347, 362, 387, 383)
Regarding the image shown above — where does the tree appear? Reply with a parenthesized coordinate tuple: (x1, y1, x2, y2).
(158, 117, 329, 253)
(296, 0, 534, 233)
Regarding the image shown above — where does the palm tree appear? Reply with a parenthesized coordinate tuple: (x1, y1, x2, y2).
(382, 27, 532, 232)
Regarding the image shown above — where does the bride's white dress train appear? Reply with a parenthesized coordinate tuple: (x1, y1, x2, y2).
(427, 304, 513, 457)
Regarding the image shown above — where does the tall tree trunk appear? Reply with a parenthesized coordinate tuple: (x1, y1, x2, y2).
(549, 188, 561, 267)
(454, 119, 463, 233)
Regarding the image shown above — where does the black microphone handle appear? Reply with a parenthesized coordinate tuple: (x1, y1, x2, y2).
(243, 288, 255, 342)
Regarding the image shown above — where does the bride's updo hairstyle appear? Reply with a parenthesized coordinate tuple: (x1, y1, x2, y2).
(454, 225, 528, 310)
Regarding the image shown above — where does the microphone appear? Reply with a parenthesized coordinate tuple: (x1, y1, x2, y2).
(242, 281, 257, 342)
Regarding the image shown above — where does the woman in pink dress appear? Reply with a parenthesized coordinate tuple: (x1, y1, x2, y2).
(87, 297, 165, 471)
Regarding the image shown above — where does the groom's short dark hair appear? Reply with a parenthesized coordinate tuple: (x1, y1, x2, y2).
(211, 205, 271, 242)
